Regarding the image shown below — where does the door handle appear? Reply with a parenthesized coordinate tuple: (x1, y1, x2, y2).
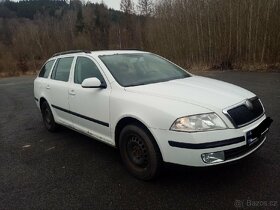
(69, 90, 76, 96)
(46, 85, 50, 89)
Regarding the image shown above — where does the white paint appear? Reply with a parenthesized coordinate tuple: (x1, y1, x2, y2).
(34, 50, 267, 167)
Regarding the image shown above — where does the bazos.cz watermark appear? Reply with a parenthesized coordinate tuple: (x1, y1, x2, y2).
(234, 199, 278, 208)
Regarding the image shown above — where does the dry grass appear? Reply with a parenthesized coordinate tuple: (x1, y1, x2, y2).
(0, 70, 37, 78)
(186, 63, 280, 72)
(1, 63, 279, 79)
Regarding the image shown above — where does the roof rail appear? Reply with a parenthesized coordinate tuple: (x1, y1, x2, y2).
(52, 50, 91, 57)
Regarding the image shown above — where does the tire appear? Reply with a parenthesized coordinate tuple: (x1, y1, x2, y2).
(41, 101, 58, 132)
(119, 124, 162, 180)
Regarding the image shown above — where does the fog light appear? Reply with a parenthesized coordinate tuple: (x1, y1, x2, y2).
(201, 151, 225, 164)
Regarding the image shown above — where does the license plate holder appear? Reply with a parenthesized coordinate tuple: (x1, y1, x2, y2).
(246, 117, 272, 146)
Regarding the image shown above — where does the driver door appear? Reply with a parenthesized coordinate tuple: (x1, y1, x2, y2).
(68, 56, 111, 143)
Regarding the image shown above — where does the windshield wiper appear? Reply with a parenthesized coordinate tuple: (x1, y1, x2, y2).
(125, 83, 148, 87)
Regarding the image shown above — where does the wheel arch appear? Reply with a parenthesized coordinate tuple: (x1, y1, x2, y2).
(39, 97, 48, 110)
(114, 116, 163, 160)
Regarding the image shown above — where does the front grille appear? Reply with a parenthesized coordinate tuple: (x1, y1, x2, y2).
(225, 98, 264, 127)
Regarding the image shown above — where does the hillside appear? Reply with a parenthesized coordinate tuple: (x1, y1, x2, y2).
(0, 0, 279, 76)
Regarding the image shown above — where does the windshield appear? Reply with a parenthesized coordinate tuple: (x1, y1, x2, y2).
(99, 53, 190, 87)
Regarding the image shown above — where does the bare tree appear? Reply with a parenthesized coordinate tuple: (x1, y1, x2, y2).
(120, 0, 134, 14)
(0, 0, 280, 75)
(137, 0, 153, 16)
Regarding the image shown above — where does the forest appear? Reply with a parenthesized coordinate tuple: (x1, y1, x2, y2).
(0, 0, 279, 76)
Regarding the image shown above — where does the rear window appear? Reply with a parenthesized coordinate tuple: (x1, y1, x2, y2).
(51, 57, 74, 82)
(39, 60, 55, 78)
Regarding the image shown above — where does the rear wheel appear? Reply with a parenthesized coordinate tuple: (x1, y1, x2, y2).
(119, 124, 162, 180)
(41, 101, 58, 132)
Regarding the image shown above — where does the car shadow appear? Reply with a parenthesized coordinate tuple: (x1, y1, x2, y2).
(56, 126, 269, 188)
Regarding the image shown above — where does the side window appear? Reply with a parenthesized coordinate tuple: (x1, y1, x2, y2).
(39, 60, 55, 78)
(74, 57, 105, 84)
(51, 57, 74, 82)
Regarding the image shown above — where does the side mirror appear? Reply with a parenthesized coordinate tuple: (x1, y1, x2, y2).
(81, 77, 106, 88)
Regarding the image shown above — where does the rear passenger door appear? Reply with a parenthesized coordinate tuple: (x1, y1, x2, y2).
(68, 56, 111, 143)
(35, 59, 56, 98)
(47, 57, 74, 126)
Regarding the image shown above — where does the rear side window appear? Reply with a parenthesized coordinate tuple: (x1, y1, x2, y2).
(39, 60, 55, 78)
(74, 57, 105, 84)
(51, 57, 74, 82)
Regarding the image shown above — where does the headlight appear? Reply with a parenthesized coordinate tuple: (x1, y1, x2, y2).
(170, 113, 227, 132)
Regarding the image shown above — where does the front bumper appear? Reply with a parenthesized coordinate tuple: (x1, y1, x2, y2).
(150, 115, 272, 166)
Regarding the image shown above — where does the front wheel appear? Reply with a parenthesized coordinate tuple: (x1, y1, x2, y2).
(119, 124, 162, 180)
(41, 101, 58, 132)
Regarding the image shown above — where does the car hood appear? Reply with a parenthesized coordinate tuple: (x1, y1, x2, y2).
(124, 76, 255, 110)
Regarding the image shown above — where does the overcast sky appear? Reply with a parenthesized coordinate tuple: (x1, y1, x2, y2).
(88, 0, 137, 11)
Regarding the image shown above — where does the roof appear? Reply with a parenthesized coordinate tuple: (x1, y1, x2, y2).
(92, 50, 146, 56)
(52, 50, 147, 58)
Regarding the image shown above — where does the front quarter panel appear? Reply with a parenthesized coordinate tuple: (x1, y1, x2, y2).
(110, 86, 212, 140)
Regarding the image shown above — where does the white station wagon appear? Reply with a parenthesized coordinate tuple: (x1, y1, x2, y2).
(34, 50, 272, 180)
